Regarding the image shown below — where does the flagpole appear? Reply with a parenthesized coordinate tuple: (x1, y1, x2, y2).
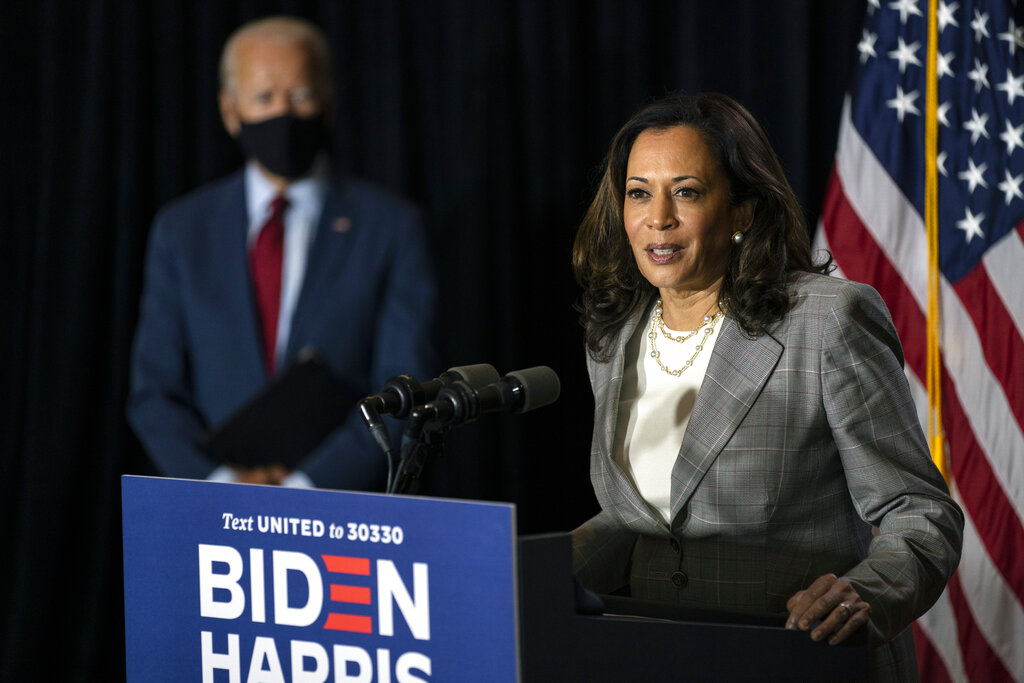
(924, 0, 946, 480)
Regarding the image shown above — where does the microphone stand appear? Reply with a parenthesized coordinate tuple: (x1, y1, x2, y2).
(388, 426, 446, 495)
(389, 390, 461, 495)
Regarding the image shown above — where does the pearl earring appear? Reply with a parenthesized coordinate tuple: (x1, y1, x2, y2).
(731, 230, 745, 245)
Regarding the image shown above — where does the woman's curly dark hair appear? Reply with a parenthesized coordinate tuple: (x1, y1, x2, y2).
(572, 92, 832, 360)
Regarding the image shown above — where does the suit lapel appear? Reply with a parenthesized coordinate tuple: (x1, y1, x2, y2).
(283, 178, 352, 362)
(209, 175, 267, 378)
(669, 317, 783, 521)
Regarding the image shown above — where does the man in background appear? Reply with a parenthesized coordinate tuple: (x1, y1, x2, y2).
(128, 16, 436, 489)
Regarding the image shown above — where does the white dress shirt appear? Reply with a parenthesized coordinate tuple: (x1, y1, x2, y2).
(208, 159, 328, 488)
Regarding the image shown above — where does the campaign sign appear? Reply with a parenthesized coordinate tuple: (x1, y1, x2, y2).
(122, 476, 519, 682)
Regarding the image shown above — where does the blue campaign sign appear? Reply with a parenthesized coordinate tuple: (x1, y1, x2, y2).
(122, 476, 519, 682)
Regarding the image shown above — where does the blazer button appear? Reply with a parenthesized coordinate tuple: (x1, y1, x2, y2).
(671, 571, 688, 587)
(669, 538, 680, 553)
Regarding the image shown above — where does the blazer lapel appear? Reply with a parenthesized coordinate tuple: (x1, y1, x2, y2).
(669, 317, 783, 521)
(592, 300, 671, 534)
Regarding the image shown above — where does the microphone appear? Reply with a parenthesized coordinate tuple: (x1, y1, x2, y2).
(414, 365, 561, 429)
(390, 366, 561, 494)
(359, 364, 500, 456)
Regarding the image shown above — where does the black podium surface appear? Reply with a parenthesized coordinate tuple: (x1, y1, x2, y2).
(518, 534, 869, 682)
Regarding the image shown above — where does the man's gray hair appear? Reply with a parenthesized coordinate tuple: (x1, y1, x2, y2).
(219, 16, 334, 102)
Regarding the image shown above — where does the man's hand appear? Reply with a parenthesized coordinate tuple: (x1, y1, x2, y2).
(231, 464, 291, 485)
(786, 573, 871, 645)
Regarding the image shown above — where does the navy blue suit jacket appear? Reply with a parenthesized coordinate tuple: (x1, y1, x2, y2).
(128, 170, 437, 490)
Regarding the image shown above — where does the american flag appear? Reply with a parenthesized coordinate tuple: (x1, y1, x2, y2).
(815, 0, 1024, 680)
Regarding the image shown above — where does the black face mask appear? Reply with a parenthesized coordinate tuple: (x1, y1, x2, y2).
(236, 114, 329, 179)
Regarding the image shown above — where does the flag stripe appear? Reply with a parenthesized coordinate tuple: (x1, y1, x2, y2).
(982, 225, 1024, 334)
(822, 166, 1024, 608)
(950, 262, 1024, 432)
(951, 264, 1024, 435)
(944, 378, 1024, 612)
(952, 480, 1024, 678)
(946, 573, 1017, 683)
(914, 620, 957, 683)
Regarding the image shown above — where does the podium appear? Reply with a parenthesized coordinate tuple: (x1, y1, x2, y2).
(518, 534, 868, 682)
(123, 476, 866, 682)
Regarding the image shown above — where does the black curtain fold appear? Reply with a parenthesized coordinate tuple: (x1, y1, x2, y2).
(2, 1, 865, 680)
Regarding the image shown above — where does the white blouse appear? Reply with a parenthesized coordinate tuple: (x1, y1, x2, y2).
(613, 304, 722, 524)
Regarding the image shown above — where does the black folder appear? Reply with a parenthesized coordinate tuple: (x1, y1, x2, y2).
(202, 351, 358, 468)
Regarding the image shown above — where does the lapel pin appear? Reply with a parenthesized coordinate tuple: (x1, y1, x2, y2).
(332, 217, 352, 233)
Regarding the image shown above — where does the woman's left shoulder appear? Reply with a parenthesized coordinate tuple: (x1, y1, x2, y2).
(781, 274, 900, 358)
(788, 272, 887, 312)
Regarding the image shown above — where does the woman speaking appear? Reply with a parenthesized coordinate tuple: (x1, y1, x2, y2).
(570, 92, 963, 682)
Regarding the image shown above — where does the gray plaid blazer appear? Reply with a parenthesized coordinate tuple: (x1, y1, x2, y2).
(572, 273, 963, 682)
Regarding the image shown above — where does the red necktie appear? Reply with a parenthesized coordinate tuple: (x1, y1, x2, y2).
(249, 195, 289, 376)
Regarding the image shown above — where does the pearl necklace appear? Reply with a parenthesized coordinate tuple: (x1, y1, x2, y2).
(648, 299, 723, 377)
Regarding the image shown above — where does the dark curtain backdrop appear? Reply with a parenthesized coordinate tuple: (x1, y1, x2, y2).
(2, 1, 865, 679)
